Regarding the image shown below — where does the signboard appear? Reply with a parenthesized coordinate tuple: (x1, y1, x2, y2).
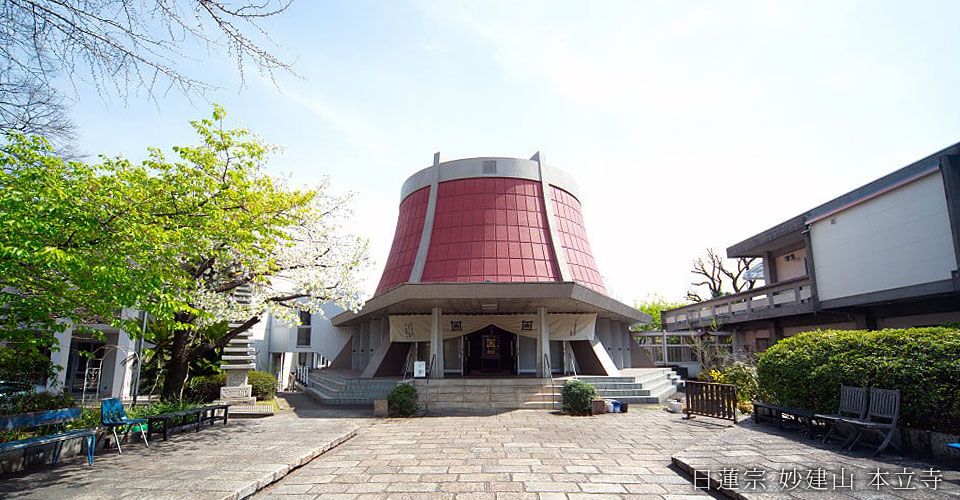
(481, 334, 499, 360)
(413, 361, 426, 378)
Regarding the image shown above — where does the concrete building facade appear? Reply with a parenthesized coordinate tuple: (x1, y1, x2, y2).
(663, 141, 960, 353)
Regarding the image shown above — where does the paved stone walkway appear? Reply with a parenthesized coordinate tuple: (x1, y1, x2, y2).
(672, 420, 960, 499)
(253, 407, 731, 500)
(0, 395, 371, 500)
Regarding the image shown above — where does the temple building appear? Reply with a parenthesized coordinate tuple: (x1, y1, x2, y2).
(288, 154, 682, 409)
(326, 153, 650, 378)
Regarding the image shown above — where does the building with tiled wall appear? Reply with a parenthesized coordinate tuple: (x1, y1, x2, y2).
(314, 153, 651, 379)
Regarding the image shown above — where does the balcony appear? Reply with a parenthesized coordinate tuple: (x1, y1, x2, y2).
(663, 276, 815, 330)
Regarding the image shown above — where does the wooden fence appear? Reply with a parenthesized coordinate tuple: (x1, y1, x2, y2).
(684, 381, 738, 423)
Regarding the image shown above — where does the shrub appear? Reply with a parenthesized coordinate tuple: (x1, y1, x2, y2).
(561, 380, 597, 416)
(720, 361, 759, 404)
(185, 374, 226, 403)
(247, 371, 277, 400)
(756, 328, 960, 433)
(387, 383, 419, 417)
(184, 370, 275, 402)
(0, 391, 76, 416)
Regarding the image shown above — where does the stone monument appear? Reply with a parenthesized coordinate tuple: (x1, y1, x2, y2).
(218, 329, 257, 405)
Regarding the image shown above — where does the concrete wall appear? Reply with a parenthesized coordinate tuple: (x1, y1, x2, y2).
(774, 247, 807, 281)
(811, 172, 957, 301)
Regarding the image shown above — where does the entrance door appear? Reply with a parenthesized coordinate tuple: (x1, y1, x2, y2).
(463, 326, 517, 376)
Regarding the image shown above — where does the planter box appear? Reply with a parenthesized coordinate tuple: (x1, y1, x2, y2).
(900, 428, 960, 464)
(591, 400, 606, 415)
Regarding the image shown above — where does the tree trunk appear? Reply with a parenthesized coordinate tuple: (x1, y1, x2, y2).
(161, 329, 190, 401)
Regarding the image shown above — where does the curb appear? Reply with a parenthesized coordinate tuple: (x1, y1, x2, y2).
(225, 427, 358, 500)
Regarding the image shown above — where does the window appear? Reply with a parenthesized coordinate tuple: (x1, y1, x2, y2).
(297, 310, 311, 347)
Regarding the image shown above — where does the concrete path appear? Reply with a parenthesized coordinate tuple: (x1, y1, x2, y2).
(0, 394, 373, 500)
(672, 420, 960, 499)
(253, 407, 731, 500)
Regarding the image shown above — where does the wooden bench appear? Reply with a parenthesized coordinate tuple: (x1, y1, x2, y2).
(843, 387, 900, 456)
(0, 408, 97, 466)
(752, 402, 819, 435)
(146, 404, 230, 442)
(814, 385, 867, 445)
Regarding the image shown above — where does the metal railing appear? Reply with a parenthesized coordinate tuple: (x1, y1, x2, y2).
(422, 354, 436, 413)
(663, 276, 813, 329)
(545, 353, 557, 411)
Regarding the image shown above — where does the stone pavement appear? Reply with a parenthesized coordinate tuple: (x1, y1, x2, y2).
(672, 419, 960, 499)
(0, 394, 372, 500)
(253, 407, 732, 500)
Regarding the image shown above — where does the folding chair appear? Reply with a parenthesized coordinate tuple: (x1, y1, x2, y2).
(814, 385, 867, 444)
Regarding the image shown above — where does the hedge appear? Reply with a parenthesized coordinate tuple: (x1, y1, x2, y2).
(756, 328, 960, 433)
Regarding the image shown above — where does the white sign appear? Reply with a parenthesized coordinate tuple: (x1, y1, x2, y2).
(413, 361, 426, 378)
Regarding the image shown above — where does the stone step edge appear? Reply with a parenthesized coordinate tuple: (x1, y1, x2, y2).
(240, 428, 358, 500)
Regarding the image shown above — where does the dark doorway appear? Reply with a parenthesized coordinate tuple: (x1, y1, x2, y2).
(464, 325, 517, 376)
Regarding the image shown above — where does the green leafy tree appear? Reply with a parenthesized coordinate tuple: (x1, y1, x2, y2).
(1, 107, 369, 399)
(633, 296, 687, 333)
(108, 106, 369, 400)
(0, 134, 173, 370)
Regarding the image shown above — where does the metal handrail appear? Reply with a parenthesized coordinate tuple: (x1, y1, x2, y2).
(545, 353, 557, 411)
(400, 354, 412, 383)
(423, 354, 436, 413)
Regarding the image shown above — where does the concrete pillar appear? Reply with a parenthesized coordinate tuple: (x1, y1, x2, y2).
(112, 330, 135, 399)
(429, 307, 444, 378)
(536, 307, 550, 377)
(622, 325, 633, 369)
(49, 324, 73, 392)
(610, 321, 623, 370)
(662, 332, 668, 365)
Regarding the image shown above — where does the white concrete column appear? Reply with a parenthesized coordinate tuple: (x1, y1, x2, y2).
(536, 307, 550, 377)
(49, 324, 73, 392)
(429, 307, 444, 378)
(112, 330, 135, 398)
(662, 332, 669, 365)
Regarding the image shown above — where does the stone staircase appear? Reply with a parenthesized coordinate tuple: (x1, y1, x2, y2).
(303, 370, 399, 406)
(570, 368, 683, 405)
(412, 378, 561, 411)
(302, 368, 682, 409)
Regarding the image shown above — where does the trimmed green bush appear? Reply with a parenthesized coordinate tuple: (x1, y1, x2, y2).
(387, 383, 419, 417)
(185, 373, 226, 403)
(0, 391, 76, 416)
(561, 380, 597, 416)
(756, 328, 960, 433)
(248, 371, 277, 400)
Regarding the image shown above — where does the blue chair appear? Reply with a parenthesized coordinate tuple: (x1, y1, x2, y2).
(100, 398, 148, 454)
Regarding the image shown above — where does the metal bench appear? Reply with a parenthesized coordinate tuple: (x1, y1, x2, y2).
(146, 404, 230, 442)
(0, 408, 96, 466)
(814, 385, 867, 444)
(752, 402, 818, 435)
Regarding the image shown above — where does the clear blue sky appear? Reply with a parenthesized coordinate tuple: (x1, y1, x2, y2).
(67, 0, 960, 304)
